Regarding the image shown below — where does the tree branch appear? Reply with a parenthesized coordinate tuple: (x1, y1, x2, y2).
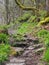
(15, 0, 38, 11)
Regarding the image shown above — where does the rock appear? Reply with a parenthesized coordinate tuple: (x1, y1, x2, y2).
(33, 44, 43, 49)
(34, 47, 45, 53)
(22, 50, 31, 56)
(6, 63, 25, 65)
(27, 46, 34, 50)
(10, 57, 25, 63)
(38, 62, 45, 65)
(10, 47, 24, 56)
(13, 47, 24, 52)
(6, 57, 25, 65)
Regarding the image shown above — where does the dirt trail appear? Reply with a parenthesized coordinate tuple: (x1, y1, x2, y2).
(6, 38, 45, 65)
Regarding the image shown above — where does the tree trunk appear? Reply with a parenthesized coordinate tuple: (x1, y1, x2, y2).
(5, 0, 10, 24)
(46, 0, 49, 16)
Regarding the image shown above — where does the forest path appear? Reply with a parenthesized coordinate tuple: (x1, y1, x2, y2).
(6, 38, 45, 65)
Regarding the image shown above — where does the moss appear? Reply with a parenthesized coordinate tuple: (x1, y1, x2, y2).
(37, 17, 49, 26)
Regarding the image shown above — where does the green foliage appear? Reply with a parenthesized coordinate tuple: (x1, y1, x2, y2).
(37, 10, 47, 22)
(13, 34, 24, 41)
(13, 22, 38, 41)
(17, 13, 32, 22)
(44, 37, 49, 47)
(44, 48, 49, 62)
(0, 33, 9, 44)
(37, 29, 49, 47)
(27, 15, 36, 22)
(0, 25, 6, 30)
(12, 12, 38, 41)
(36, 29, 49, 62)
(37, 29, 49, 38)
(0, 24, 10, 30)
(16, 22, 38, 35)
(39, 10, 47, 17)
(0, 44, 11, 62)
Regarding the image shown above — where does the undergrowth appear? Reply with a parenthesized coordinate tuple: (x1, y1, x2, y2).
(37, 29, 49, 62)
(37, 29, 49, 47)
(0, 44, 11, 62)
(13, 22, 38, 41)
(0, 33, 9, 44)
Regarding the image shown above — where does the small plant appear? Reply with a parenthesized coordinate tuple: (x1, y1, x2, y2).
(27, 15, 36, 22)
(13, 34, 25, 41)
(0, 25, 6, 31)
(16, 22, 38, 35)
(37, 29, 49, 47)
(44, 48, 49, 62)
(44, 38, 49, 47)
(0, 44, 11, 62)
(37, 29, 49, 62)
(17, 13, 32, 22)
(39, 10, 47, 17)
(37, 29, 49, 38)
(0, 33, 9, 44)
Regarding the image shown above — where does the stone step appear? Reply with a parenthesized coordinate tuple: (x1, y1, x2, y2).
(15, 41, 28, 44)
(33, 44, 43, 49)
(22, 50, 31, 56)
(6, 63, 25, 65)
(9, 57, 25, 63)
(13, 43, 29, 48)
(12, 47, 24, 52)
(33, 43, 43, 47)
(34, 47, 45, 53)
(26, 38, 39, 43)
(25, 46, 34, 50)
(38, 62, 44, 65)
(24, 43, 43, 50)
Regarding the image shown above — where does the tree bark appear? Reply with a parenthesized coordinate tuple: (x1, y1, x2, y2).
(5, 0, 10, 24)
(46, 0, 49, 16)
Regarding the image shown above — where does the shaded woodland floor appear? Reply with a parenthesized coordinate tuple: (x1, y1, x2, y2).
(0, 12, 49, 65)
